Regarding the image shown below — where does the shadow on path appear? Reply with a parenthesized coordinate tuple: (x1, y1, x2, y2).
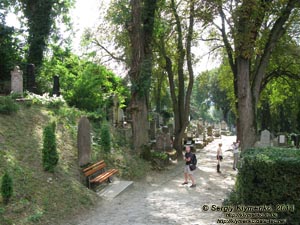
(64, 136, 237, 225)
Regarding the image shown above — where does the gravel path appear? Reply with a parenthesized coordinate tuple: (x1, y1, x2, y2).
(65, 136, 237, 225)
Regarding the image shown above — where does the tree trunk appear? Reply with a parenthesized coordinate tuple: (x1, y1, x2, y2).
(130, 95, 149, 153)
(128, 0, 157, 153)
(236, 57, 257, 150)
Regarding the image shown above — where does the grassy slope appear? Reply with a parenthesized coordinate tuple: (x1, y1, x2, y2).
(0, 104, 97, 225)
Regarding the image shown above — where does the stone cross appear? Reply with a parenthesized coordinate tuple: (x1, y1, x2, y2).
(77, 116, 92, 167)
(10, 66, 23, 95)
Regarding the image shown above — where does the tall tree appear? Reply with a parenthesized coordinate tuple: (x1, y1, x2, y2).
(210, 0, 300, 150)
(128, 0, 158, 152)
(19, 0, 73, 69)
(158, 0, 196, 153)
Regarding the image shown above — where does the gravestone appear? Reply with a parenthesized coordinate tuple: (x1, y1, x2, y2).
(278, 134, 287, 146)
(260, 129, 271, 147)
(221, 120, 227, 130)
(207, 126, 213, 136)
(10, 66, 23, 95)
(52, 75, 60, 96)
(156, 132, 172, 151)
(77, 116, 92, 167)
(26, 64, 36, 93)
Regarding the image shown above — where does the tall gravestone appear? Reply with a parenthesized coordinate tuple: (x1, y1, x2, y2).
(10, 66, 23, 95)
(26, 64, 36, 93)
(52, 75, 60, 96)
(260, 129, 271, 147)
(77, 116, 92, 167)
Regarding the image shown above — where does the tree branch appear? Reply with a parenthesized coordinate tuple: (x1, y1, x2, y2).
(252, 0, 299, 104)
(92, 39, 126, 62)
(218, 5, 236, 76)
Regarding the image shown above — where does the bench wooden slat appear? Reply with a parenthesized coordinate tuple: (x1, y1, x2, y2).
(83, 163, 106, 177)
(82, 160, 118, 188)
(83, 160, 105, 173)
(90, 169, 118, 183)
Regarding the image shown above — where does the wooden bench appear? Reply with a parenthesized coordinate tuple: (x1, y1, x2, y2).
(82, 160, 118, 189)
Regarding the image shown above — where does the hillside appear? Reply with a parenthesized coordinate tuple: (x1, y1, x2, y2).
(0, 103, 97, 225)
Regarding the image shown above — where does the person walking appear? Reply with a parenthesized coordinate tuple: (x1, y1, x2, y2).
(232, 140, 240, 170)
(182, 145, 196, 188)
(216, 143, 223, 173)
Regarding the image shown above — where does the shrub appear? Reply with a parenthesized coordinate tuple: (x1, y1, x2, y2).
(100, 122, 111, 153)
(226, 147, 300, 225)
(1, 172, 13, 205)
(42, 122, 59, 172)
(140, 145, 152, 161)
(0, 96, 19, 115)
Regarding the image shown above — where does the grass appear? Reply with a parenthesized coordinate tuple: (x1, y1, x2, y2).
(0, 103, 152, 224)
(0, 104, 97, 225)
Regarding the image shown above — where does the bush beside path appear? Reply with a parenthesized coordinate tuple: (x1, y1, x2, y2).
(65, 136, 237, 225)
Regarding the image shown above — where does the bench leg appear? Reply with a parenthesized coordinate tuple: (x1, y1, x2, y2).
(108, 177, 112, 183)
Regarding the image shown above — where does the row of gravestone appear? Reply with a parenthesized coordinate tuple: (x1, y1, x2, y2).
(255, 129, 300, 148)
(10, 65, 60, 96)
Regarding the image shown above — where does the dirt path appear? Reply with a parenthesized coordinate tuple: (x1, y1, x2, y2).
(65, 136, 237, 225)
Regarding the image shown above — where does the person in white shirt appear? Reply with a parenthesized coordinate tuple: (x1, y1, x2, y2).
(232, 140, 240, 170)
(216, 143, 223, 173)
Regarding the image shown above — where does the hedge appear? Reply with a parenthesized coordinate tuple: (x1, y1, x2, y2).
(227, 147, 300, 225)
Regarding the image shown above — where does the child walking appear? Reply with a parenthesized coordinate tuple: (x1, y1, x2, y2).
(216, 143, 223, 173)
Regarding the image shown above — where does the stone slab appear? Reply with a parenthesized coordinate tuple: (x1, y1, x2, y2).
(97, 181, 133, 200)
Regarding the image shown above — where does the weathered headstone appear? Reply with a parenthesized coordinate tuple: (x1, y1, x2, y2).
(26, 64, 36, 93)
(207, 126, 213, 136)
(156, 132, 172, 151)
(278, 134, 287, 146)
(260, 129, 271, 146)
(221, 120, 227, 130)
(52, 75, 60, 96)
(10, 66, 23, 95)
(77, 116, 92, 167)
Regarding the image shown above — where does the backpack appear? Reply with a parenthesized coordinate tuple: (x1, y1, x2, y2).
(189, 154, 197, 171)
(191, 153, 197, 165)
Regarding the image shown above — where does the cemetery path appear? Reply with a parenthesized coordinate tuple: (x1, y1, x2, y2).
(64, 136, 237, 225)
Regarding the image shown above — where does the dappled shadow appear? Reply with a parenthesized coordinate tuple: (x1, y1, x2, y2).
(64, 136, 237, 225)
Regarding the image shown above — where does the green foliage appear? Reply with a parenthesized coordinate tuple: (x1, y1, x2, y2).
(227, 147, 300, 224)
(151, 151, 168, 161)
(0, 23, 23, 82)
(42, 122, 59, 172)
(27, 209, 44, 222)
(0, 96, 19, 115)
(100, 122, 111, 153)
(19, 0, 74, 69)
(121, 155, 150, 180)
(1, 172, 13, 205)
(191, 68, 234, 124)
(140, 145, 152, 161)
(39, 48, 129, 115)
(257, 35, 300, 133)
